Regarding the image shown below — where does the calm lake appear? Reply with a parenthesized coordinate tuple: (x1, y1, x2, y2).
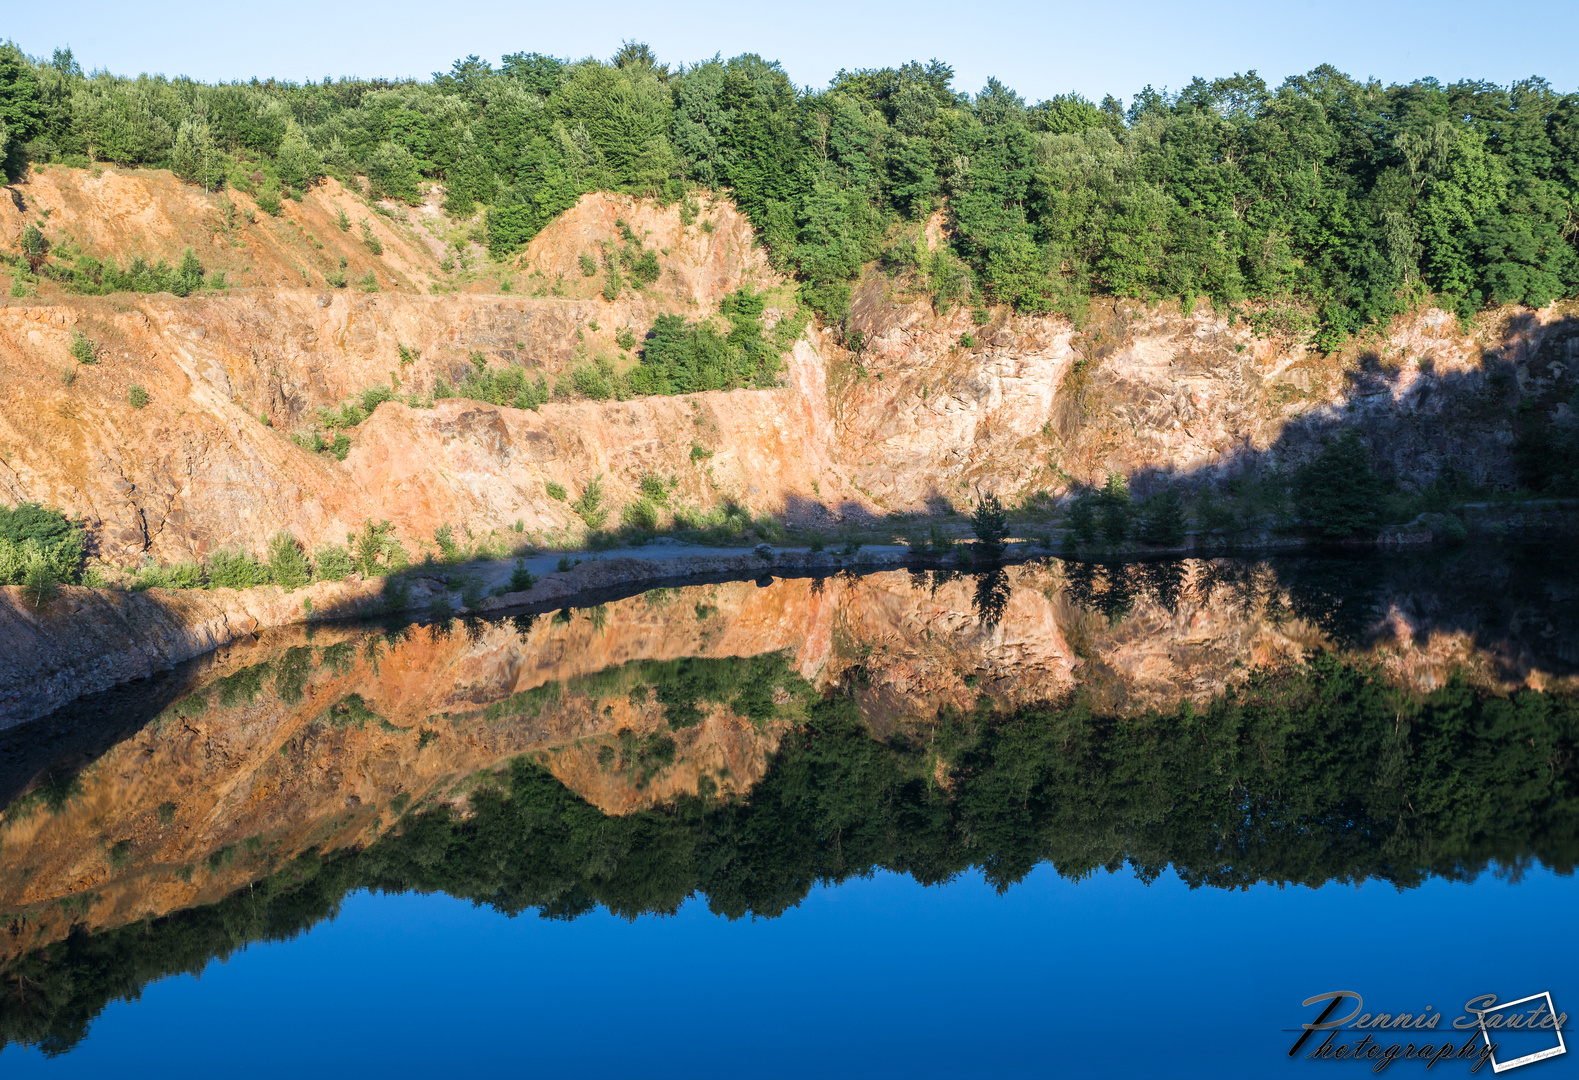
(2, 545, 1576, 1077)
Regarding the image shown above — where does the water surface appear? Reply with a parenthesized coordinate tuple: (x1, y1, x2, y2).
(2, 546, 1575, 1075)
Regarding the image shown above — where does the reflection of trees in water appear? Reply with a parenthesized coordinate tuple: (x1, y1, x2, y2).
(973, 569, 1011, 627)
(1061, 560, 1138, 626)
(7, 657, 1577, 1058)
(1133, 560, 1187, 614)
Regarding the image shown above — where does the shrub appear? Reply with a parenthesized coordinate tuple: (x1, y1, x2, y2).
(360, 219, 383, 256)
(460, 577, 485, 609)
(572, 476, 608, 529)
(959, 332, 976, 348)
(602, 265, 622, 302)
(545, 481, 567, 501)
(312, 543, 355, 581)
(631, 249, 660, 285)
(0, 502, 86, 585)
(336, 207, 351, 232)
(130, 560, 206, 591)
(622, 499, 659, 531)
(510, 558, 537, 592)
(689, 443, 713, 463)
(20, 224, 49, 270)
(128, 384, 149, 408)
(639, 473, 670, 504)
(352, 519, 406, 576)
(579, 251, 597, 277)
(255, 184, 282, 216)
(358, 271, 379, 292)
(208, 548, 270, 590)
(570, 361, 613, 400)
(266, 530, 311, 590)
(615, 327, 637, 351)
(70, 333, 99, 364)
(970, 493, 1008, 557)
(434, 523, 465, 562)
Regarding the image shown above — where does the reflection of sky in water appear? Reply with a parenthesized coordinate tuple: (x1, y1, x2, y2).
(6, 865, 1574, 1078)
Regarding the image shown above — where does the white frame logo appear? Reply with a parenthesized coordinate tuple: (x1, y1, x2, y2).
(1475, 992, 1567, 1073)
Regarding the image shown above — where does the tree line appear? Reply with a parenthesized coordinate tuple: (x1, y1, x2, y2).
(0, 43, 1576, 341)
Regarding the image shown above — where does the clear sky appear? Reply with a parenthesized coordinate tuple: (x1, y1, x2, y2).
(6, 0, 1579, 105)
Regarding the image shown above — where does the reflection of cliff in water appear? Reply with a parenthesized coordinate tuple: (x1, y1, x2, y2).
(1, 545, 1576, 1054)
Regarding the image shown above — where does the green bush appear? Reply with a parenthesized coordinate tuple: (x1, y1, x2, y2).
(352, 519, 406, 576)
(572, 476, 608, 529)
(545, 481, 567, 501)
(639, 473, 670, 504)
(130, 561, 206, 591)
(434, 523, 465, 562)
(360, 219, 383, 256)
(510, 558, 537, 592)
(207, 548, 270, 590)
(622, 499, 659, 531)
(128, 384, 149, 408)
(631, 249, 660, 285)
(255, 184, 282, 216)
(69, 333, 99, 364)
(312, 543, 355, 581)
(266, 530, 311, 590)
(632, 288, 789, 395)
(0, 503, 86, 586)
(579, 251, 597, 277)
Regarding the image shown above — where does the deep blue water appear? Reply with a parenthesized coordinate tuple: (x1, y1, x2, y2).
(6, 863, 1573, 1078)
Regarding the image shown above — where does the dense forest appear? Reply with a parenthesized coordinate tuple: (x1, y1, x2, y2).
(4, 653, 1578, 1053)
(1, 43, 1577, 344)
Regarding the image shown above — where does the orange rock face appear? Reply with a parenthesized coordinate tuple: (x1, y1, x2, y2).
(4, 166, 1569, 572)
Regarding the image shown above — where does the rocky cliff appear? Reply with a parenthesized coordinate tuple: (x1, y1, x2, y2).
(3, 166, 1574, 569)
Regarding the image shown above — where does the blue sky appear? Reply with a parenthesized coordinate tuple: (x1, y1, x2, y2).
(7, 0, 1579, 105)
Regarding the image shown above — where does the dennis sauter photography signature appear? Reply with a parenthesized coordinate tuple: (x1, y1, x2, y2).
(1289, 992, 1569, 1073)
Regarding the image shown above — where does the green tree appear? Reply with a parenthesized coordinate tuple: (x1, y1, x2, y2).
(1293, 431, 1387, 538)
(970, 492, 1008, 557)
(1137, 488, 1187, 546)
(1097, 474, 1131, 544)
